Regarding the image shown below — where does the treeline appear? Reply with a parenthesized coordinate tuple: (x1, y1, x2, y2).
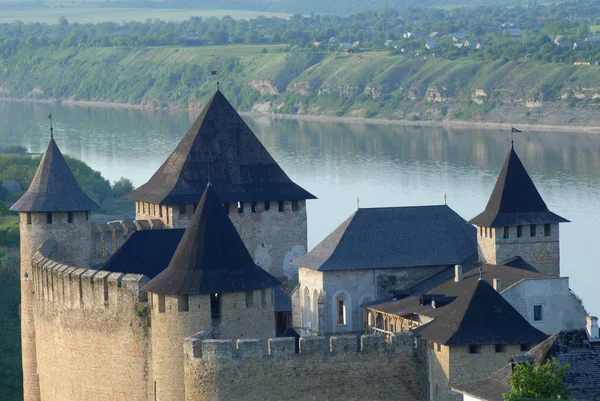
(2, 1, 600, 64)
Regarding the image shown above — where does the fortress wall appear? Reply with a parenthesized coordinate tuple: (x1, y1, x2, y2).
(31, 242, 151, 401)
(184, 333, 427, 401)
(92, 219, 165, 260)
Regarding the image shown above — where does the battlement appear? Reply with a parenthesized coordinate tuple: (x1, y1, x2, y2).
(92, 219, 166, 259)
(32, 239, 149, 313)
(184, 331, 414, 362)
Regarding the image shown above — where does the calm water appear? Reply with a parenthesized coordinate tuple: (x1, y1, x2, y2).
(1, 101, 599, 315)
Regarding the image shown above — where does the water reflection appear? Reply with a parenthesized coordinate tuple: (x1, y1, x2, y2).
(1, 100, 599, 315)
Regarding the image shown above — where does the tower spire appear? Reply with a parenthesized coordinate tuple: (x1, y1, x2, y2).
(48, 114, 53, 139)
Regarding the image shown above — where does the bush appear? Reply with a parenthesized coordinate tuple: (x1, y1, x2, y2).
(111, 177, 134, 199)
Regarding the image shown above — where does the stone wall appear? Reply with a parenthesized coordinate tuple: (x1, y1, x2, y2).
(31, 241, 150, 401)
(184, 333, 427, 401)
(137, 200, 308, 282)
(476, 224, 560, 276)
(297, 265, 447, 334)
(502, 277, 587, 334)
(150, 289, 276, 401)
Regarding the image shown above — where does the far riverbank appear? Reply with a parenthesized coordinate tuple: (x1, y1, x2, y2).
(2, 97, 600, 135)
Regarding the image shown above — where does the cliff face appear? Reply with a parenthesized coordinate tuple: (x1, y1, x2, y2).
(3, 47, 600, 125)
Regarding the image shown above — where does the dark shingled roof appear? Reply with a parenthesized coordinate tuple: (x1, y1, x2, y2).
(469, 146, 568, 227)
(368, 271, 548, 346)
(102, 229, 185, 278)
(125, 91, 315, 205)
(454, 330, 600, 401)
(293, 205, 476, 271)
(143, 184, 280, 295)
(10, 139, 99, 212)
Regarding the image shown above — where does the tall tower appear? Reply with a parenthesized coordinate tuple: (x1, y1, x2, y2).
(10, 137, 99, 401)
(469, 145, 568, 276)
(143, 184, 279, 401)
(125, 90, 315, 281)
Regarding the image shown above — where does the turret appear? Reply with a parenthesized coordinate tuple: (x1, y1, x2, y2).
(469, 145, 568, 276)
(143, 184, 279, 401)
(125, 90, 316, 281)
(11, 136, 98, 401)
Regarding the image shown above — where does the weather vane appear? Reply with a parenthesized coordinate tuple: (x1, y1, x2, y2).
(48, 114, 53, 139)
(356, 196, 360, 209)
(511, 127, 522, 147)
(444, 192, 447, 205)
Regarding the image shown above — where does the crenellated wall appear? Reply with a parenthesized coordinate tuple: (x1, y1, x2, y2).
(184, 332, 427, 401)
(31, 240, 151, 401)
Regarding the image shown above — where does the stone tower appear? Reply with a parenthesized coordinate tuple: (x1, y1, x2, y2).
(469, 145, 569, 276)
(10, 137, 99, 401)
(143, 184, 279, 401)
(125, 90, 315, 281)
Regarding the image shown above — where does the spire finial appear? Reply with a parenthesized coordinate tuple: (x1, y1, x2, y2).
(48, 114, 53, 139)
(511, 127, 522, 148)
(211, 69, 220, 91)
(478, 266, 484, 281)
(444, 192, 447, 205)
(356, 196, 360, 209)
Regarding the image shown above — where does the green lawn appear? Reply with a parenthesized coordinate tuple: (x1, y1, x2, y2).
(0, 7, 290, 23)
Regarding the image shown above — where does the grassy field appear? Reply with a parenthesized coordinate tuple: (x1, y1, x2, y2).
(0, 7, 290, 23)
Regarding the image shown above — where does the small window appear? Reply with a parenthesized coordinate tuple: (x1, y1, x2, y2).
(158, 294, 166, 313)
(179, 204, 186, 215)
(469, 344, 480, 354)
(436, 343, 441, 352)
(530, 225, 537, 237)
(245, 291, 254, 307)
(503, 227, 509, 239)
(251, 201, 257, 213)
(159, 206, 163, 218)
(26, 212, 32, 225)
(544, 224, 551, 237)
(264, 201, 270, 211)
(142, 202, 146, 213)
(68, 211, 73, 224)
(261, 289, 267, 307)
(490, 228, 494, 239)
(336, 297, 346, 325)
(479, 226, 483, 237)
(278, 200, 285, 212)
(210, 293, 221, 320)
(435, 384, 438, 395)
(238, 202, 244, 214)
(137, 202, 140, 213)
(495, 344, 505, 353)
(166, 207, 169, 224)
(534, 305, 542, 321)
(292, 200, 299, 211)
(520, 343, 531, 352)
(46, 212, 52, 224)
(517, 225, 523, 238)
(223, 203, 230, 214)
(178, 294, 189, 312)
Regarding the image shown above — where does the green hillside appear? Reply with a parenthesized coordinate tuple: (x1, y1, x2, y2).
(3, 46, 600, 125)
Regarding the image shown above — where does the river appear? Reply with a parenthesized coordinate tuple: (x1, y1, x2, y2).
(1, 100, 599, 316)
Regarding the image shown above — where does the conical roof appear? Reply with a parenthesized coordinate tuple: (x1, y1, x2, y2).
(10, 138, 99, 212)
(142, 184, 280, 295)
(125, 91, 315, 205)
(469, 147, 568, 227)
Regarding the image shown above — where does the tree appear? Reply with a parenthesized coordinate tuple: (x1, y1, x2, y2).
(503, 360, 570, 401)
(111, 177, 134, 198)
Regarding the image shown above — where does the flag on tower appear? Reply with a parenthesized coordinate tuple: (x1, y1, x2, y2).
(211, 70, 218, 75)
(511, 127, 522, 133)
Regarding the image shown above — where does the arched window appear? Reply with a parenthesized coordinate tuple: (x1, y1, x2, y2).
(312, 289, 319, 331)
(376, 314, 384, 330)
(359, 294, 375, 330)
(303, 287, 312, 328)
(331, 291, 352, 330)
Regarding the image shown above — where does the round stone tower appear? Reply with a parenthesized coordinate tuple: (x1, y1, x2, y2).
(10, 136, 99, 401)
(143, 184, 279, 401)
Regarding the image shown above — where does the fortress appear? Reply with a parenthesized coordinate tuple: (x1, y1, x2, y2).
(12, 90, 588, 401)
